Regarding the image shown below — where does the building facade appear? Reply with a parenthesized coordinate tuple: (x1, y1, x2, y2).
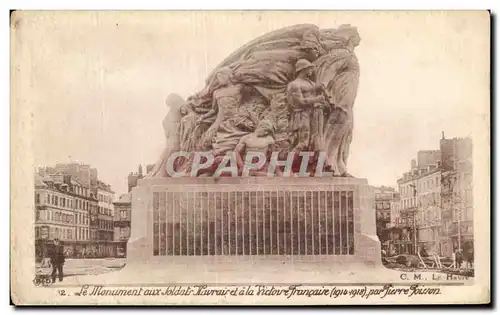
(35, 173, 96, 260)
(36, 163, 119, 259)
(440, 136, 473, 258)
(96, 181, 115, 257)
(393, 134, 473, 258)
(372, 186, 400, 254)
(113, 193, 132, 257)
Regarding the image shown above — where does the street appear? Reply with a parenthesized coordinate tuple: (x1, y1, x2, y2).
(36, 258, 126, 279)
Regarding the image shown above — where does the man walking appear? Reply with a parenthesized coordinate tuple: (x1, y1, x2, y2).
(48, 238, 65, 283)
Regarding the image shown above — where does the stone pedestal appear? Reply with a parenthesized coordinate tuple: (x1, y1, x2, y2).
(126, 177, 381, 269)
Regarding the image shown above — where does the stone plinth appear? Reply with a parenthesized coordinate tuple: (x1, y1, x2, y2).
(127, 177, 381, 269)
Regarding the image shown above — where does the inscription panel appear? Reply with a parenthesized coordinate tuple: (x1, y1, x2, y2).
(152, 189, 355, 256)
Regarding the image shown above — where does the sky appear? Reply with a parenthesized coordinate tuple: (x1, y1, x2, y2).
(16, 11, 489, 195)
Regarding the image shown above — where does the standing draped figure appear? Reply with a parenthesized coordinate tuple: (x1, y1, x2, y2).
(147, 94, 185, 178)
(314, 25, 361, 176)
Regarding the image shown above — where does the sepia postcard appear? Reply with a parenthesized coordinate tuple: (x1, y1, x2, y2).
(10, 10, 490, 305)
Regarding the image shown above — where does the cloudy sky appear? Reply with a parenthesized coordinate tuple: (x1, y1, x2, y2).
(16, 11, 489, 195)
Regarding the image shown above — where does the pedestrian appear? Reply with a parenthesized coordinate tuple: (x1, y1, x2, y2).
(455, 248, 463, 270)
(48, 238, 65, 283)
(464, 247, 474, 270)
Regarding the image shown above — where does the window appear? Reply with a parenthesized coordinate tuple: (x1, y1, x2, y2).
(120, 210, 127, 220)
(35, 193, 40, 204)
(55, 196, 59, 206)
(120, 227, 130, 239)
(46, 194, 50, 204)
(36, 210, 40, 220)
(68, 229, 73, 240)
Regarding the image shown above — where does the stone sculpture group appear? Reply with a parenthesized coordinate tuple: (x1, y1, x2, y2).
(149, 24, 361, 178)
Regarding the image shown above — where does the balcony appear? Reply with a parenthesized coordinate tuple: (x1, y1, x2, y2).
(450, 221, 473, 237)
(441, 209, 452, 219)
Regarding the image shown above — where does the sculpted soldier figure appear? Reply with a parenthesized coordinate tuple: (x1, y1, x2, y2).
(286, 59, 326, 152)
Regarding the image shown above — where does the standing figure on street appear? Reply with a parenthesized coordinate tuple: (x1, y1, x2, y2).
(454, 248, 464, 270)
(286, 59, 326, 152)
(48, 238, 65, 283)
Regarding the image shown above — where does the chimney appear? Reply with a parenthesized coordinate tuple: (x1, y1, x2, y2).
(63, 175, 72, 185)
(411, 159, 417, 170)
(146, 164, 154, 174)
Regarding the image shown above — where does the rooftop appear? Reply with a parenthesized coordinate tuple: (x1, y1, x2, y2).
(97, 180, 115, 194)
(114, 193, 132, 204)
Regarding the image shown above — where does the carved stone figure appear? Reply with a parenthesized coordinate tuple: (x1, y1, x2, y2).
(196, 67, 245, 153)
(286, 59, 326, 152)
(235, 119, 280, 177)
(147, 94, 185, 178)
(150, 24, 361, 178)
(315, 24, 361, 176)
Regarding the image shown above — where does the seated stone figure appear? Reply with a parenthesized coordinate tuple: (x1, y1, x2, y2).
(235, 119, 282, 177)
(192, 119, 279, 178)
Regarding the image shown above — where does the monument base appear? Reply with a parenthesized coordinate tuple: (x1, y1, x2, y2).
(62, 258, 405, 286)
(55, 176, 461, 286)
(124, 177, 382, 277)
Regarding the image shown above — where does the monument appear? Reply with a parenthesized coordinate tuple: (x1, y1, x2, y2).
(127, 23, 382, 279)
